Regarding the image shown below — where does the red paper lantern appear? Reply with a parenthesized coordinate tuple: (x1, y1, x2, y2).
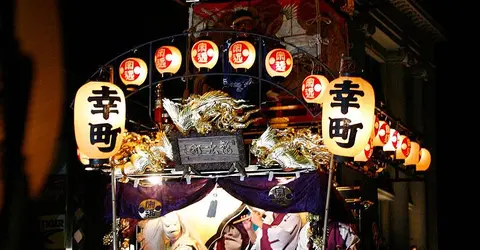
(119, 57, 148, 91)
(302, 75, 330, 104)
(265, 48, 293, 78)
(154, 46, 182, 76)
(228, 41, 256, 70)
(191, 40, 219, 70)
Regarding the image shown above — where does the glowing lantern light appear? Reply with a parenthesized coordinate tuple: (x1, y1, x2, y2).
(74, 81, 126, 165)
(404, 141, 420, 165)
(302, 75, 330, 104)
(373, 119, 390, 147)
(77, 148, 89, 165)
(154, 46, 182, 77)
(191, 40, 219, 70)
(265, 48, 293, 78)
(228, 41, 256, 70)
(119, 57, 148, 91)
(383, 128, 399, 152)
(395, 135, 411, 160)
(354, 136, 374, 162)
(416, 148, 431, 171)
(322, 76, 375, 157)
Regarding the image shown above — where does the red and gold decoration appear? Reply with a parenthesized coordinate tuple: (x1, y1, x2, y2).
(322, 76, 375, 157)
(383, 128, 399, 152)
(395, 135, 411, 160)
(302, 75, 330, 104)
(416, 148, 431, 171)
(74, 81, 126, 164)
(404, 141, 420, 165)
(119, 57, 148, 91)
(191, 40, 219, 70)
(154, 46, 182, 76)
(228, 41, 256, 70)
(373, 119, 390, 147)
(353, 135, 373, 162)
(265, 48, 293, 78)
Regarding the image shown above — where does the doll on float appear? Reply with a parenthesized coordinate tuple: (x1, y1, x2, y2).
(137, 211, 207, 250)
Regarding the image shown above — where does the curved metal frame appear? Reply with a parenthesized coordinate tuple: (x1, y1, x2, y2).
(80, 30, 337, 129)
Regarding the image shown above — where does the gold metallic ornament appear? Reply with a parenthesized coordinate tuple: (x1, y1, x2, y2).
(110, 130, 173, 176)
(250, 126, 332, 171)
(162, 90, 261, 135)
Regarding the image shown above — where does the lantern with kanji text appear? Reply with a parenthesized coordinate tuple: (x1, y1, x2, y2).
(302, 75, 330, 104)
(119, 57, 148, 91)
(154, 46, 182, 77)
(74, 81, 126, 165)
(373, 119, 390, 147)
(416, 148, 431, 171)
(383, 128, 399, 152)
(395, 135, 411, 160)
(265, 48, 293, 78)
(321, 76, 376, 157)
(354, 135, 374, 162)
(228, 41, 256, 70)
(404, 141, 420, 165)
(191, 40, 219, 70)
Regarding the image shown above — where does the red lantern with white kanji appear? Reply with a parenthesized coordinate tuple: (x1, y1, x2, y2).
(395, 135, 411, 160)
(191, 40, 219, 70)
(322, 76, 376, 157)
(228, 41, 256, 70)
(383, 128, 399, 152)
(302, 75, 330, 104)
(416, 148, 431, 171)
(74, 81, 126, 165)
(154, 46, 182, 77)
(119, 57, 148, 91)
(373, 119, 390, 147)
(404, 141, 420, 165)
(265, 48, 293, 78)
(354, 136, 374, 162)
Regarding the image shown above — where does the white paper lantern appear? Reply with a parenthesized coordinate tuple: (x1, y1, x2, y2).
(322, 76, 375, 157)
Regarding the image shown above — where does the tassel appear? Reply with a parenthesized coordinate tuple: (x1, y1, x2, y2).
(207, 199, 217, 218)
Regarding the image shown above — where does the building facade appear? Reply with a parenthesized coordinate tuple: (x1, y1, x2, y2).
(341, 0, 445, 250)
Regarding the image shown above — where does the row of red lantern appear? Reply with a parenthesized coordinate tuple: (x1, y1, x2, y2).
(118, 41, 294, 89)
(304, 74, 431, 171)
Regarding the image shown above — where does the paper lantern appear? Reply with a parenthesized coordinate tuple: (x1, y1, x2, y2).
(404, 141, 420, 165)
(265, 48, 293, 78)
(191, 40, 219, 70)
(74, 81, 126, 164)
(416, 148, 431, 171)
(354, 136, 373, 162)
(154, 46, 182, 76)
(119, 57, 148, 90)
(322, 76, 376, 157)
(395, 135, 411, 160)
(302, 75, 330, 104)
(383, 128, 399, 152)
(77, 148, 89, 165)
(228, 41, 256, 70)
(373, 120, 390, 147)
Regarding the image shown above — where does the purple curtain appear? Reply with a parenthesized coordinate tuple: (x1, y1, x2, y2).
(104, 172, 353, 223)
(104, 178, 216, 220)
(217, 172, 353, 222)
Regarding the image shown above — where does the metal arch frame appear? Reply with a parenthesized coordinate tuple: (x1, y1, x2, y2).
(77, 30, 338, 132)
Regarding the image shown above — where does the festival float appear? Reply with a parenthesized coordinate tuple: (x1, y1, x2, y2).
(72, 1, 432, 250)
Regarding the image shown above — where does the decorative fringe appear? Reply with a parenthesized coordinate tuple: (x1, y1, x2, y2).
(207, 199, 218, 218)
